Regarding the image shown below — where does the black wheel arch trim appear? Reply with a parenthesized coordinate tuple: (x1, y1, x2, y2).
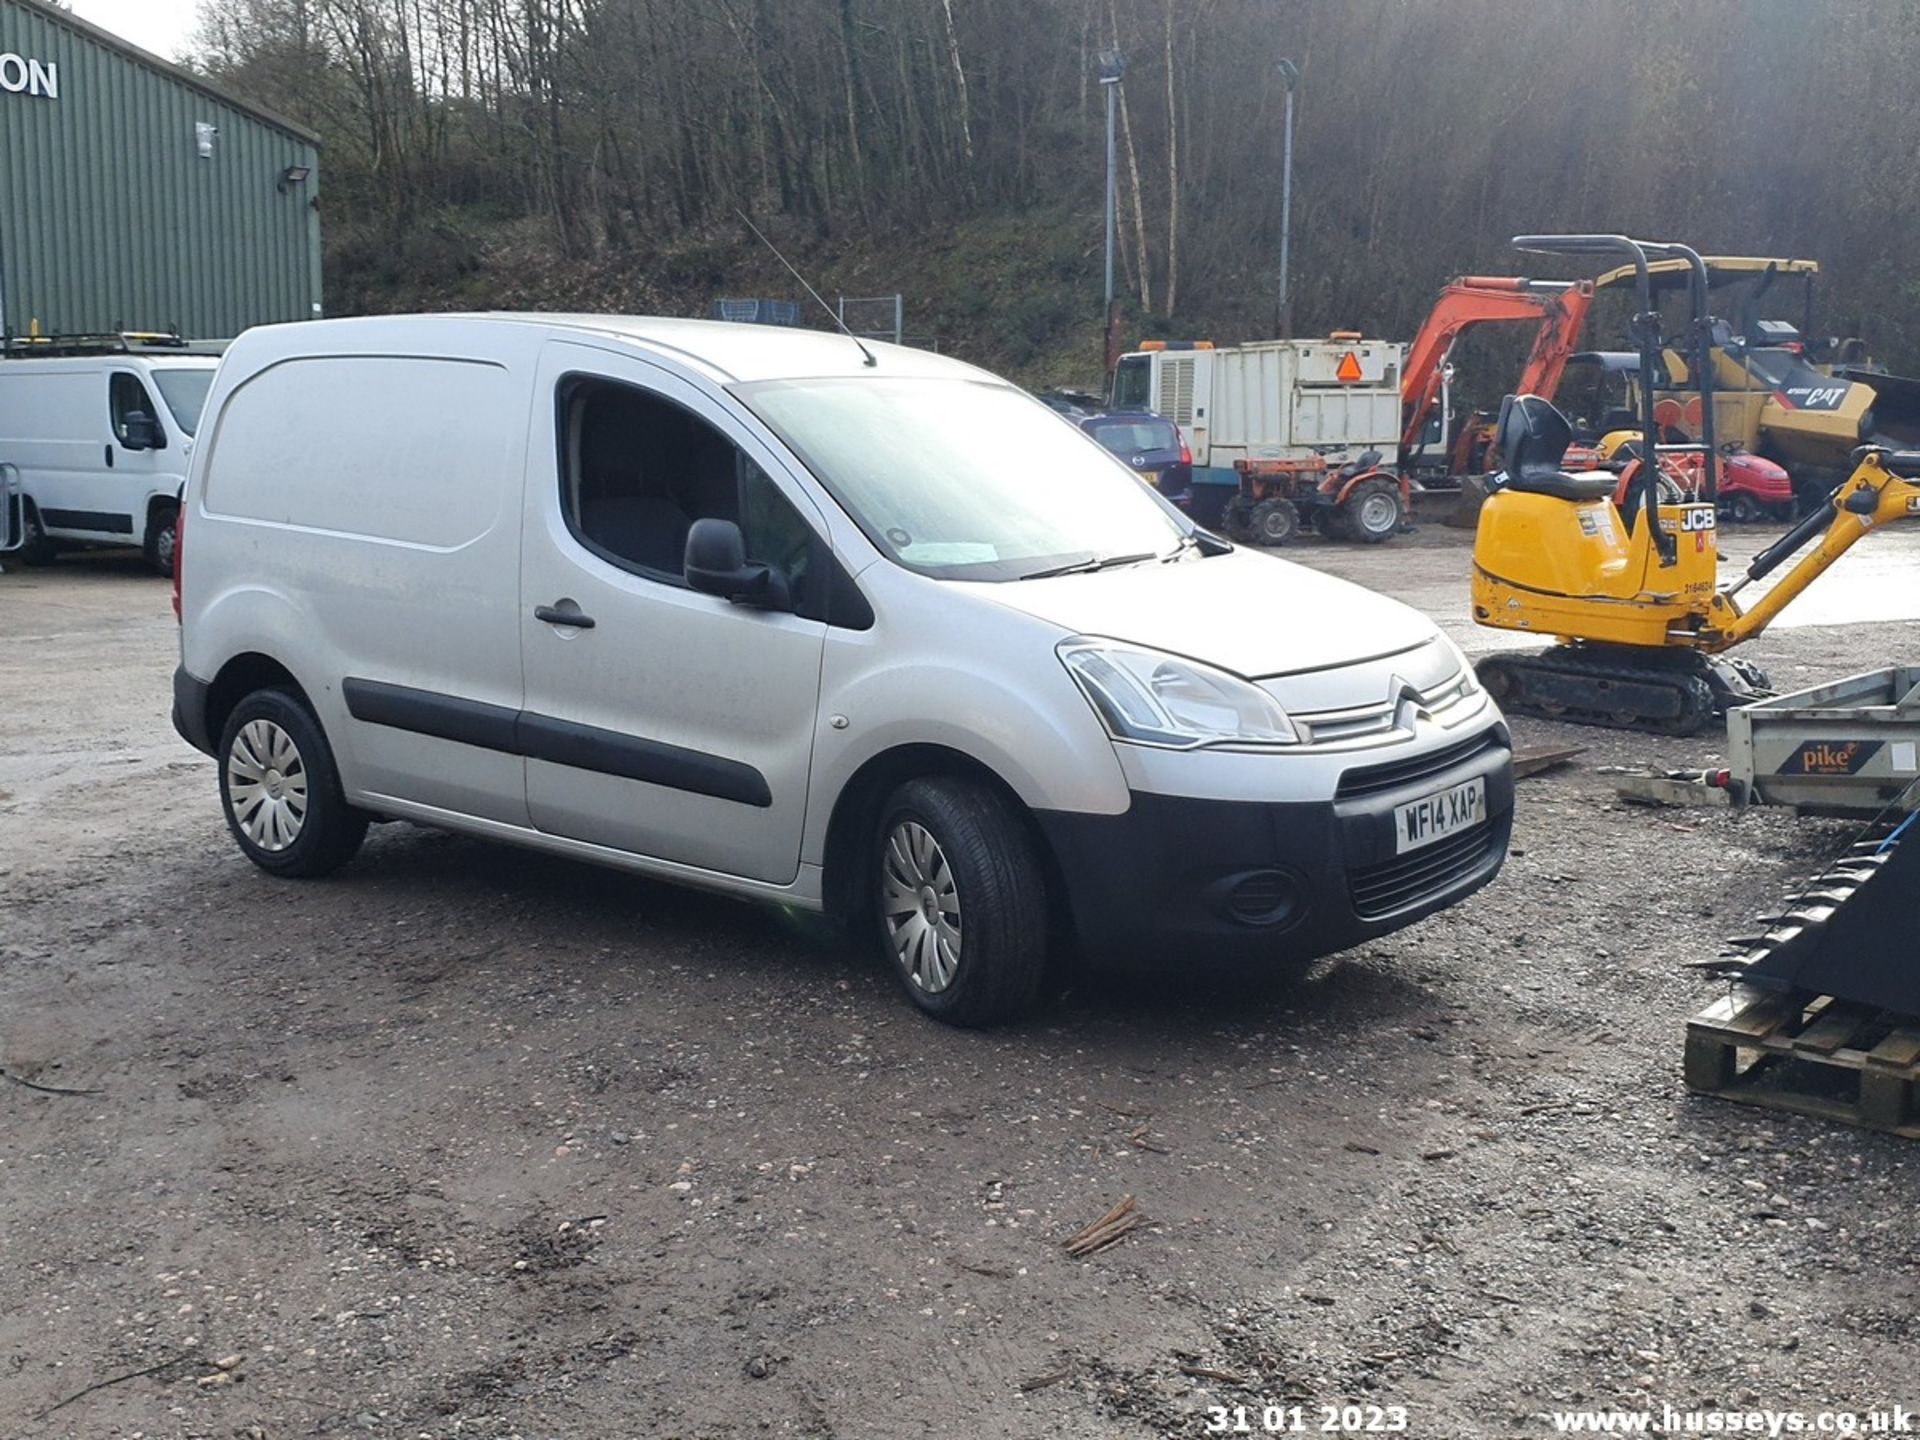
(172, 666, 216, 756)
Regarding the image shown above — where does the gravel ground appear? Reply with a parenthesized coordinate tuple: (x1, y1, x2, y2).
(2, 529, 1916, 1440)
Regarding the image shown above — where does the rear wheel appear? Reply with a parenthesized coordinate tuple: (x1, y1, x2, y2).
(1340, 477, 1403, 544)
(143, 503, 178, 575)
(15, 504, 58, 566)
(217, 689, 368, 878)
(872, 777, 1047, 1027)
(1246, 497, 1299, 547)
(1728, 492, 1761, 524)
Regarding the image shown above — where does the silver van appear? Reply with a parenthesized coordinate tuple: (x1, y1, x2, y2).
(172, 315, 1512, 1024)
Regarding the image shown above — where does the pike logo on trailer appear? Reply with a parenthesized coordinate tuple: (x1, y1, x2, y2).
(1335, 351, 1363, 383)
(1778, 739, 1882, 777)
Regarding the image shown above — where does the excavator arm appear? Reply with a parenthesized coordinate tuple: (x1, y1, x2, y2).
(1704, 450, 1920, 649)
(1400, 277, 1595, 457)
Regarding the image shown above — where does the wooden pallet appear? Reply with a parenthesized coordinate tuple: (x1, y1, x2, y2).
(1684, 986, 1920, 1140)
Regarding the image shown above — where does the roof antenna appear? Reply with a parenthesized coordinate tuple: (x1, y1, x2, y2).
(734, 208, 877, 367)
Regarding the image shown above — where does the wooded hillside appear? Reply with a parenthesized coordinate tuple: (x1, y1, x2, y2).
(192, 0, 1920, 384)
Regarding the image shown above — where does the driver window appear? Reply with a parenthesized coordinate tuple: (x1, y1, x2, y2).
(559, 376, 816, 605)
(110, 373, 158, 446)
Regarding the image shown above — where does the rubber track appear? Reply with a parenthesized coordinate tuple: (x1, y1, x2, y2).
(1477, 650, 1717, 736)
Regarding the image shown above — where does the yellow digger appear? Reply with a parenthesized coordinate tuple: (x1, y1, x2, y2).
(1472, 236, 1920, 735)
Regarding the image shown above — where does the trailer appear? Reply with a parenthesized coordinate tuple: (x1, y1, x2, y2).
(1109, 334, 1408, 544)
(1727, 666, 1920, 816)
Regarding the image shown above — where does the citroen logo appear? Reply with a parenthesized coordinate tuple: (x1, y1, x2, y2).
(1390, 675, 1433, 727)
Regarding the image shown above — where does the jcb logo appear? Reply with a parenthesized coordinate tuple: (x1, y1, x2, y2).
(1676, 506, 1717, 533)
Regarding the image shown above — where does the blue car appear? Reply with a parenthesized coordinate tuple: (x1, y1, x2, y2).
(1076, 411, 1193, 505)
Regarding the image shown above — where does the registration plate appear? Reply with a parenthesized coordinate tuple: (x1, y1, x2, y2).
(1394, 776, 1487, 855)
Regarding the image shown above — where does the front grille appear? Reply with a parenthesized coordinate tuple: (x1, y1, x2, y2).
(1293, 668, 1481, 746)
(1349, 824, 1499, 920)
(1335, 729, 1505, 800)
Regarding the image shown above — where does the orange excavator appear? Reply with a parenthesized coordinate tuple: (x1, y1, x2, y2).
(1397, 273, 1795, 520)
(1398, 276, 1594, 486)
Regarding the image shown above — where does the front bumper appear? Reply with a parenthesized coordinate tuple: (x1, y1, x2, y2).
(1034, 725, 1513, 971)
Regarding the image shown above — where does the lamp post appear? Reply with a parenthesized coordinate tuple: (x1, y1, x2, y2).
(1275, 57, 1298, 338)
(1098, 48, 1125, 377)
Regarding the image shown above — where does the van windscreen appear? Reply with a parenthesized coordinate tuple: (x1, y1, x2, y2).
(736, 377, 1186, 582)
(153, 368, 215, 436)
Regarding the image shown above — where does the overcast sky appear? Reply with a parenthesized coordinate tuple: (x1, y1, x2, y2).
(66, 0, 202, 61)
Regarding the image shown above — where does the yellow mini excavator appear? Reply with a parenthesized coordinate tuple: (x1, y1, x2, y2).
(1471, 236, 1920, 736)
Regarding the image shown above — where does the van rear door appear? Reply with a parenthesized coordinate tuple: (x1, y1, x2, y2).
(518, 343, 827, 887)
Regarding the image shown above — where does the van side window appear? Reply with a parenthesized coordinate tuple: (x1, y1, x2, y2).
(560, 377, 816, 605)
(110, 373, 159, 445)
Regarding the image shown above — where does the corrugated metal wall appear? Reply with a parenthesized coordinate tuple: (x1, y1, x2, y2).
(0, 0, 322, 339)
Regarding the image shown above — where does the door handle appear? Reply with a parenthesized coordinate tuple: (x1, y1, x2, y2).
(105, 445, 115, 468)
(534, 602, 595, 629)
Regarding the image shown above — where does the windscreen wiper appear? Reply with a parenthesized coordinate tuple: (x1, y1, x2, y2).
(1017, 551, 1160, 581)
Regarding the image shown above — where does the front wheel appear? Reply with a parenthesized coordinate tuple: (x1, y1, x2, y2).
(1219, 495, 1255, 544)
(217, 689, 368, 877)
(873, 777, 1048, 1026)
(1340, 477, 1403, 544)
(1246, 496, 1299, 547)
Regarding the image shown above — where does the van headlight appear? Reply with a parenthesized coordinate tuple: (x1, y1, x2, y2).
(1058, 638, 1299, 748)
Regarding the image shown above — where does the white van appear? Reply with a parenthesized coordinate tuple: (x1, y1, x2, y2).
(0, 342, 219, 572)
(172, 315, 1513, 1025)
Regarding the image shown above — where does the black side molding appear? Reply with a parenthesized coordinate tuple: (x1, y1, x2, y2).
(42, 507, 134, 535)
(341, 676, 772, 808)
(518, 713, 771, 807)
(343, 677, 520, 753)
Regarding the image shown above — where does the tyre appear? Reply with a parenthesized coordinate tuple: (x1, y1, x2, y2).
(1246, 496, 1299, 547)
(1220, 495, 1255, 544)
(1728, 492, 1761, 524)
(217, 689, 368, 878)
(15, 503, 58, 566)
(143, 503, 178, 576)
(1340, 477, 1403, 544)
(872, 776, 1048, 1027)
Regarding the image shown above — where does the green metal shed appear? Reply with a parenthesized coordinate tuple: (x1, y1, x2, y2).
(0, 0, 321, 339)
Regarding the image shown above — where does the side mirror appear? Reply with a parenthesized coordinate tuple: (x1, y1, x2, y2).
(121, 410, 164, 451)
(684, 517, 790, 611)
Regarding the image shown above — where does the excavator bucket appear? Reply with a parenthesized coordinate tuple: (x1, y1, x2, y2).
(1684, 793, 1920, 1136)
(1720, 808, 1919, 1013)
(1837, 365, 1920, 451)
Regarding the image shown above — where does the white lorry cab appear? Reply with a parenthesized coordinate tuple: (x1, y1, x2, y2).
(172, 314, 1513, 1025)
(0, 335, 220, 572)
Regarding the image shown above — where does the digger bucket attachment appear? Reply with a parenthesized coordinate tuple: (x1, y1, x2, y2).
(1721, 801, 1920, 1014)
